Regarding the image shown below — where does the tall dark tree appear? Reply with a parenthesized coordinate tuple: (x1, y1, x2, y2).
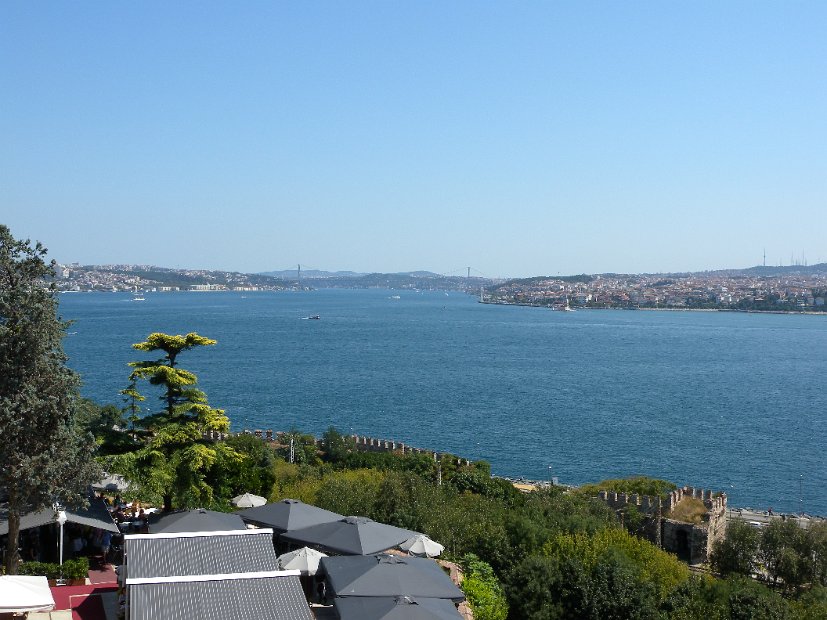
(0, 226, 100, 574)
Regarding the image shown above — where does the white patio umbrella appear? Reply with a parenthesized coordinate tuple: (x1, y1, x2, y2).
(399, 534, 445, 558)
(231, 493, 267, 508)
(277, 546, 328, 576)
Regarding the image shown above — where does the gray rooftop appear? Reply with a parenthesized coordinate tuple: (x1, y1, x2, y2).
(129, 574, 312, 620)
(125, 529, 312, 620)
(124, 529, 277, 579)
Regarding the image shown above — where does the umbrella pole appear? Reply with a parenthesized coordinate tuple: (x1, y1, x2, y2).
(58, 520, 65, 585)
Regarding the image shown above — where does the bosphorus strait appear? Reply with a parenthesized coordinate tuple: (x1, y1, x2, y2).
(59, 289, 827, 515)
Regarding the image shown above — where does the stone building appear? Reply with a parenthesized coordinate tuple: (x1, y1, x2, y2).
(597, 486, 728, 564)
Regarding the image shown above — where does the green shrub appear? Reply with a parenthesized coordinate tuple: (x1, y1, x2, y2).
(18, 557, 89, 581)
(19, 561, 61, 579)
(460, 553, 508, 620)
(64, 557, 90, 580)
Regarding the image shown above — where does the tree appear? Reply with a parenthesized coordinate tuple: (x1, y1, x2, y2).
(760, 520, 812, 591)
(121, 332, 235, 510)
(321, 426, 352, 462)
(710, 520, 760, 577)
(0, 226, 100, 574)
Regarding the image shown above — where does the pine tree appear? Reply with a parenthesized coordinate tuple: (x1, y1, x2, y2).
(123, 332, 236, 511)
(0, 225, 100, 574)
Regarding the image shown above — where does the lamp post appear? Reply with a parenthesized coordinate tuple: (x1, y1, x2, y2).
(54, 506, 67, 586)
(548, 465, 553, 487)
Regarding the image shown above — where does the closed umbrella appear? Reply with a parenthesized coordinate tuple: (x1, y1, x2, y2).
(277, 546, 328, 575)
(399, 534, 444, 558)
(232, 493, 267, 508)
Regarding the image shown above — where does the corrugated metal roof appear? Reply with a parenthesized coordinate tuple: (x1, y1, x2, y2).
(129, 574, 312, 620)
(125, 530, 277, 579)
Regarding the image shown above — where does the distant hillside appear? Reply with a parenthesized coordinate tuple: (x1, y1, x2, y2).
(305, 272, 488, 292)
(259, 268, 444, 279)
(56, 264, 291, 292)
(259, 269, 365, 279)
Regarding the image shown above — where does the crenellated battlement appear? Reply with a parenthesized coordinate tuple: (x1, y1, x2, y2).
(349, 434, 472, 466)
(201, 429, 472, 466)
(597, 486, 726, 515)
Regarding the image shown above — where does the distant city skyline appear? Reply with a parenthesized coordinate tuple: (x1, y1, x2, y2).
(3, 2, 825, 279)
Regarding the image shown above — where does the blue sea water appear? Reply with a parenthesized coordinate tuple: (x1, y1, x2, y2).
(59, 289, 827, 515)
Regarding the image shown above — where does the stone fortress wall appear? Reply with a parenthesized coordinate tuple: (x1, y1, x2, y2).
(597, 486, 728, 565)
(205, 429, 472, 466)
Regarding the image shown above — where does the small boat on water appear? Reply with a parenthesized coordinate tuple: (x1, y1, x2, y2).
(302, 315, 321, 320)
(389, 295, 401, 300)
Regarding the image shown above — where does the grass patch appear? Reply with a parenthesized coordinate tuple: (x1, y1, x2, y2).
(668, 497, 707, 524)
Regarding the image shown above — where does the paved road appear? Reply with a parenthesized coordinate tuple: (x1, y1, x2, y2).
(727, 508, 824, 530)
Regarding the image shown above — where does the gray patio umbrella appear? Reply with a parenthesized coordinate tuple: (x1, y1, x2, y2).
(282, 516, 417, 556)
(238, 499, 343, 533)
(231, 493, 267, 508)
(149, 508, 246, 534)
(334, 596, 462, 620)
(321, 554, 465, 602)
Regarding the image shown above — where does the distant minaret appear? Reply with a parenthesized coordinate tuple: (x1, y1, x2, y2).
(297, 264, 301, 282)
(467, 266, 471, 279)
(763, 249, 766, 267)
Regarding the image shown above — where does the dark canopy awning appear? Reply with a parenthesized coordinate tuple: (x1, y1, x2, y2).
(0, 498, 119, 535)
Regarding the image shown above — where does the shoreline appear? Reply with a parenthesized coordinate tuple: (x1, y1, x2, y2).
(480, 300, 827, 316)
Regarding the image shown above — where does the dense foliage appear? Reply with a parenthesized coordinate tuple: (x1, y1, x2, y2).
(712, 518, 827, 592)
(90, 408, 827, 618)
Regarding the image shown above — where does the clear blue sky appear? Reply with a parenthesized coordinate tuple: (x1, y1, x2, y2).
(2, 2, 825, 277)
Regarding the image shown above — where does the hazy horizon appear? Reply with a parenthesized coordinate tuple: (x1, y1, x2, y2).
(4, 2, 825, 278)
